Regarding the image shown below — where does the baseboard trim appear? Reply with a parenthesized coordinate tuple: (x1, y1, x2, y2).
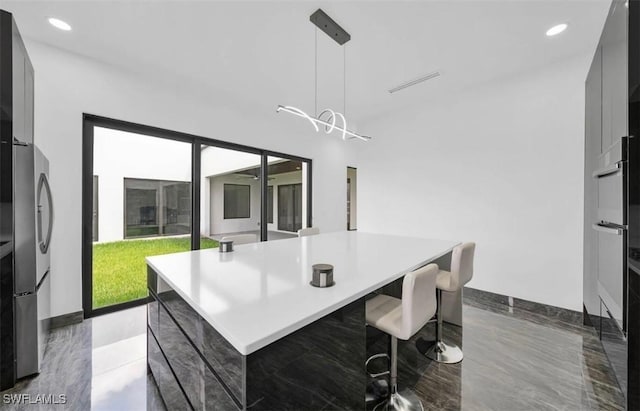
(50, 310, 83, 329)
(463, 287, 583, 325)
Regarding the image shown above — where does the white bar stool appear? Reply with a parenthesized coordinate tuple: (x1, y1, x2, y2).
(366, 263, 439, 411)
(220, 234, 258, 245)
(297, 227, 320, 237)
(425, 242, 475, 364)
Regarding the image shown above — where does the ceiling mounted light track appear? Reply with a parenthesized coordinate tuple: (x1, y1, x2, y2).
(388, 71, 441, 94)
(276, 9, 372, 142)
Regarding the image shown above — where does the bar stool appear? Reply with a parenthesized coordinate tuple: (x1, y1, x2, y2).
(366, 263, 439, 411)
(220, 234, 258, 245)
(425, 242, 475, 364)
(297, 227, 320, 237)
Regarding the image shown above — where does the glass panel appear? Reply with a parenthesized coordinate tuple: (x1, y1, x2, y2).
(92, 127, 191, 309)
(267, 186, 274, 224)
(277, 184, 302, 232)
(123, 178, 192, 238)
(162, 182, 191, 235)
(200, 145, 261, 248)
(223, 184, 251, 219)
(125, 183, 158, 238)
(266, 156, 308, 240)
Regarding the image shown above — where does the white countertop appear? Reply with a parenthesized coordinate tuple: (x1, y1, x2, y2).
(146, 231, 458, 355)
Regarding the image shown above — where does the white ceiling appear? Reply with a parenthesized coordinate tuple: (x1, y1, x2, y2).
(0, 0, 611, 123)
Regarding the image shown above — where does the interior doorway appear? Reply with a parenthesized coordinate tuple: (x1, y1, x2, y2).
(347, 167, 357, 230)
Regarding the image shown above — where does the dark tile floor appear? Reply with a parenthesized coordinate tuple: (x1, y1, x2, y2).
(368, 299, 626, 411)
(1, 295, 626, 410)
(0, 306, 165, 410)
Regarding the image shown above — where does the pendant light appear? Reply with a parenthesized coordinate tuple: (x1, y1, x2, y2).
(276, 9, 372, 142)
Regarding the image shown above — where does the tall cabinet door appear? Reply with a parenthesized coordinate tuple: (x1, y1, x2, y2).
(10, 17, 33, 145)
(0, 10, 35, 391)
(602, 0, 629, 153)
(585, 45, 603, 326)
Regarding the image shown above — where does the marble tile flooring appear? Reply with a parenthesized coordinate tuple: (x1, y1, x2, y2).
(368, 303, 625, 411)
(1, 306, 165, 411)
(1, 296, 627, 410)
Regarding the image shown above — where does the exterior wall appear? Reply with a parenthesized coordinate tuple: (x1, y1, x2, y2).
(93, 127, 191, 243)
(200, 147, 263, 237)
(206, 169, 308, 236)
(209, 176, 261, 235)
(94, 133, 311, 242)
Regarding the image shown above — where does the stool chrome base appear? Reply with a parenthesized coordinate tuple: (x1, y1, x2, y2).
(425, 341, 463, 364)
(373, 389, 424, 411)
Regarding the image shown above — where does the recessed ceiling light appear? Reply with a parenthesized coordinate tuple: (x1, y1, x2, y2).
(546, 23, 567, 37)
(48, 18, 71, 31)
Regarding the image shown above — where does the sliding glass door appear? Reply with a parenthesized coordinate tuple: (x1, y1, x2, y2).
(83, 115, 312, 317)
(90, 126, 191, 312)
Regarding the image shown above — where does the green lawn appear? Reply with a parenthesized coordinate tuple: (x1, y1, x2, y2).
(93, 236, 218, 309)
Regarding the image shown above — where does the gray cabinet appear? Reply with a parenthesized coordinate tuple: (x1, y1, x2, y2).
(584, 0, 637, 407)
(584, 46, 602, 328)
(10, 18, 33, 145)
(601, 0, 628, 153)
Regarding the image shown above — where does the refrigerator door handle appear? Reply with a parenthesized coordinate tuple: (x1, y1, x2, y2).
(593, 161, 624, 178)
(592, 222, 625, 235)
(37, 173, 53, 254)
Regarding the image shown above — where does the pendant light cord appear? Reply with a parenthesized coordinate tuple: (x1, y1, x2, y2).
(343, 44, 346, 117)
(315, 27, 318, 118)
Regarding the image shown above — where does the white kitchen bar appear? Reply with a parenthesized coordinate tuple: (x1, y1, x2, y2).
(146, 232, 458, 410)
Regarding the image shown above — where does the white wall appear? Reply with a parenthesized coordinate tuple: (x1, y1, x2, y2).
(93, 127, 191, 242)
(354, 56, 587, 311)
(29, 40, 351, 317)
(200, 147, 262, 237)
(207, 169, 307, 236)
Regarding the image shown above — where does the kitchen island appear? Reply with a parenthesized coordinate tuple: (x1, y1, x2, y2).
(146, 231, 458, 410)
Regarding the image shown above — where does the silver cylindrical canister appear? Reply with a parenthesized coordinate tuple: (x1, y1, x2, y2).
(311, 264, 334, 287)
(219, 240, 233, 253)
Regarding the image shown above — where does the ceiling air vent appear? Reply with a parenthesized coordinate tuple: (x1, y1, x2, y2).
(388, 71, 441, 94)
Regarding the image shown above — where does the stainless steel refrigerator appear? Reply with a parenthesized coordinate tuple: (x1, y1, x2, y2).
(0, 9, 46, 389)
(13, 142, 52, 379)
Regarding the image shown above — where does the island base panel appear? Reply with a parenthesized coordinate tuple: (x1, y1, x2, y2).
(147, 265, 367, 410)
(246, 299, 366, 410)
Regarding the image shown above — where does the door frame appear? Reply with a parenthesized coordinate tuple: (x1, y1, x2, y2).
(92, 175, 98, 241)
(82, 114, 313, 318)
